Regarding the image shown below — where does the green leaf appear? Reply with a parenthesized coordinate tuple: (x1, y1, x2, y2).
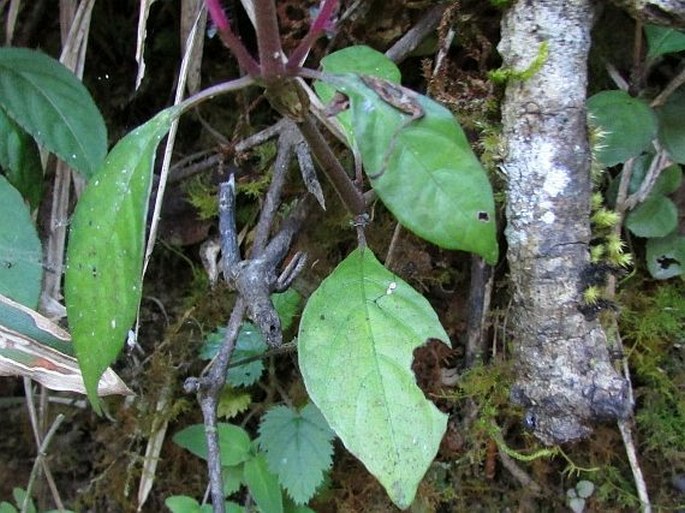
(0, 176, 42, 308)
(298, 247, 450, 509)
(0, 503, 16, 513)
(222, 464, 244, 496)
(328, 73, 498, 263)
(200, 322, 267, 387)
(272, 289, 302, 332)
(11, 489, 35, 513)
(587, 90, 657, 167)
(625, 196, 678, 238)
(657, 88, 685, 164)
(258, 403, 335, 504)
(314, 46, 401, 141)
(165, 496, 203, 513)
(172, 423, 252, 467)
(0, 47, 106, 178)
(0, 108, 42, 209)
(243, 452, 283, 513)
(646, 232, 685, 279)
(645, 25, 685, 60)
(0, 293, 72, 355)
(64, 106, 181, 410)
(217, 387, 252, 420)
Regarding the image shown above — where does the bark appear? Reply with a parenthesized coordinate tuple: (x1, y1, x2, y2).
(499, 0, 632, 445)
(610, 0, 685, 27)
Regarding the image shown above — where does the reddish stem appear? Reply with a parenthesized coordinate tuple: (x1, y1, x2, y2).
(253, 0, 285, 81)
(205, 0, 260, 76)
(287, 0, 339, 70)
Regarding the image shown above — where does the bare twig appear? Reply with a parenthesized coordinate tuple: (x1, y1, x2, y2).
(22, 380, 65, 511)
(651, 66, 685, 107)
(465, 256, 493, 368)
(385, 4, 447, 64)
(498, 449, 542, 494)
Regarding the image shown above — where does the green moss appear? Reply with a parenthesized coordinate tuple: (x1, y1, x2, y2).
(488, 41, 549, 84)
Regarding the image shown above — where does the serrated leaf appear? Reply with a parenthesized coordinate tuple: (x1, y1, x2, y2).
(658, 88, 685, 164)
(646, 232, 685, 279)
(258, 403, 334, 504)
(327, 73, 498, 262)
(0, 47, 106, 178)
(626, 195, 677, 237)
(243, 453, 283, 513)
(165, 495, 202, 513)
(0, 176, 42, 308)
(172, 423, 252, 467)
(217, 387, 252, 419)
(298, 247, 450, 509)
(200, 322, 267, 387)
(272, 289, 302, 332)
(314, 46, 401, 142)
(0, 108, 42, 209)
(222, 465, 244, 496)
(645, 25, 685, 60)
(587, 90, 657, 167)
(64, 106, 181, 410)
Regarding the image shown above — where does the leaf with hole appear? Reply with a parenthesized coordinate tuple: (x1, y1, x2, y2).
(324, 73, 498, 263)
(646, 232, 685, 279)
(587, 90, 657, 167)
(64, 106, 181, 410)
(0, 47, 106, 178)
(298, 247, 450, 509)
(0, 176, 42, 308)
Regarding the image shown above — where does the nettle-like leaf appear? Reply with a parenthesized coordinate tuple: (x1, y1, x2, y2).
(323, 73, 498, 263)
(587, 90, 657, 167)
(0, 176, 42, 308)
(200, 322, 267, 387)
(172, 423, 252, 467)
(658, 88, 685, 164)
(243, 452, 283, 513)
(217, 387, 252, 420)
(646, 232, 685, 279)
(298, 247, 450, 509)
(0, 109, 42, 209)
(645, 25, 685, 60)
(0, 47, 106, 178)
(257, 403, 335, 504)
(271, 289, 302, 332)
(64, 106, 181, 410)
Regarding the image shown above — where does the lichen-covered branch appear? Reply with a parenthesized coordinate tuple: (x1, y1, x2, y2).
(499, 0, 631, 445)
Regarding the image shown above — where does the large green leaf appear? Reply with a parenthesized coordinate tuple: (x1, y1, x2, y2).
(0, 176, 42, 308)
(298, 247, 450, 509)
(658, 89, 685, 164)
(0, 108, 42, 209)
(327, 73, 498, 263)
(258, 403, 334, 504)
(587, 90, 657, 167)
(64, 106, 180, 409)
(0, 47, 106, 178)
(626, 196, 678, 238)
(314, 46, 401, 141)
(243, 453, 283, 513)
(172, 423, 252, 467)
(646, 232, 685, 279)
(645, 25, 685, 60)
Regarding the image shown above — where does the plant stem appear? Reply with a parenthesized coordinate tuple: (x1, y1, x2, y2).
(179, 75, 256, 114)
(287, 0, 339, 70)
(297, 113, 366, 216)
(253, 0, 284, 81)
(205, 0, 260, 75)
